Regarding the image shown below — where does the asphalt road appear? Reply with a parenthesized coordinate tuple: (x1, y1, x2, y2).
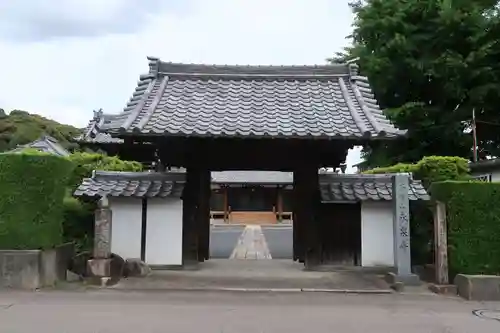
(209, 225, 245, 258)
(209, 225, 293, 259)
(1, 291, 499, 332)
(261, 225, 293, 259)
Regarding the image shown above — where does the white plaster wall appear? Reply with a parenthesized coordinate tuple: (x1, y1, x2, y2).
(491, 170, 500, 182)
(361, 201, 394, 267)
(470, 170, 500, 182)
(109, 198, 142, 260)
(145, 198, 183, 266)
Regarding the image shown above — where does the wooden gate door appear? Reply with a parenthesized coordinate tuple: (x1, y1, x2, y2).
(318, 202, 361, 265)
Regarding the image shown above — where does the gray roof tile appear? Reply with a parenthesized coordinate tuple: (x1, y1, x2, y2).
(319, 174, 429, 202)
(74, 171, 185, 198)
(99, 57, 405, 139)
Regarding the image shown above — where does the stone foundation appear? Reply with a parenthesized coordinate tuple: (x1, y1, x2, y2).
(0, 243, 75, 289)
(455, 274, 500, 300)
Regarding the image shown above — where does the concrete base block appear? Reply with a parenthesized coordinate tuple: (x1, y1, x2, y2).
(428, 283, 457, 295)
(385, 272, 420, 286)
(455, 274, 500, 300)
(87, 259, 111, 277)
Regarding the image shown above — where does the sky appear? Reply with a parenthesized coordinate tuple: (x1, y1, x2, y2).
(0, 0, 362, 171)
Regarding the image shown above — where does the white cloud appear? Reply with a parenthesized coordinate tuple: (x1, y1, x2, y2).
(0, 0, 362, 167)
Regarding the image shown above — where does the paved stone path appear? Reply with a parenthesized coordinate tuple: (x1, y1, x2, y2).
(230, 225, 272, 259)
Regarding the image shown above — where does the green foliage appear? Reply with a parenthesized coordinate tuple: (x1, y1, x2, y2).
(0, 109, 82, 153)
(334, 0, 500, 166)
(68, 152, 143, 190)
(0, 152, 74, 249)
(365, 156, 470, 187)
(430, 181, 500, 276)
(62, 196, 94, 252)
(63, 152, 143, 253)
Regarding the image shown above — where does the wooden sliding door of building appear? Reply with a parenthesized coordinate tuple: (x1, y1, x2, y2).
(227, 186, 277, 224)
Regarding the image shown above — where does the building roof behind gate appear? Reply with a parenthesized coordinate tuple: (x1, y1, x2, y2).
(319, 174, 429, 202)
(211, 171, 293, 184)
(10, 135, 70, 157)
(74, 171, 185, 198)
(75, 109, 124, 144)
(98, 57, 406, 140)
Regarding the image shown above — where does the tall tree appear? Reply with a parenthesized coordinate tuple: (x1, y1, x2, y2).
(333, 0, 500, 167)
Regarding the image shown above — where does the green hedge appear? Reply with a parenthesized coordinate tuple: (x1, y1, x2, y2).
(365, 156, 470, 187)
(0, 152, 74, 249)
(430, 181, 500, 276)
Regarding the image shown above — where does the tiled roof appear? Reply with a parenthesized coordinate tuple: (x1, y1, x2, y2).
(211, 171, 293, 184)
(10, 135, 70, 156)
(75, 109, 123, 144)
(319, 174, 429, 202)
(74, 171, 185, 198)
(99, 57, 406, 139)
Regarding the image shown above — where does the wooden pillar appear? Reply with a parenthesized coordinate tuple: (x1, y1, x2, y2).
(434, 201, 449, 284)
(182, 168, 200, 266)
(294, 166, 321, 267)
(197, 169, 211, 261)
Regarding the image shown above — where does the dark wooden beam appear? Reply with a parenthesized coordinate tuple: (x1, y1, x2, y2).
(197, 169, 211, 261)
(157, 137, 352, 170)
(294, 166, 321, 268)
(182, 168, 201, 266)
(140, 198, 148, 261)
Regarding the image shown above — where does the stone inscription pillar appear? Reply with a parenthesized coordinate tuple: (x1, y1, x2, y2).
(87, 196, 113, 284)
(391, 173, 419, 285)
(93, 196, 112, 259)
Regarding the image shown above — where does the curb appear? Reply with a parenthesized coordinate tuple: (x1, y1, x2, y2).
(103, 286, 394, 294)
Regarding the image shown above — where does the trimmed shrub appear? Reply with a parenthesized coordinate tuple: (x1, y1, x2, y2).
(62, 196, 94, 252)
(63, 152, 142, 253)
(68, 152, 142, 190)
(0, 152, 74, 249)
(430, 181, 500, 276)
(365, 156, 470, 188)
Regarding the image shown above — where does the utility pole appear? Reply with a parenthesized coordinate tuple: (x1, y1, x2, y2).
(472, 108, 478, 162)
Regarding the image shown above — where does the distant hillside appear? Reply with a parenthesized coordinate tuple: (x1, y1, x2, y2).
(0, 109, 83, 152)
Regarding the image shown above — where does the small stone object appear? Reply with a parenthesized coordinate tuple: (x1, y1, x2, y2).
(66, 270, 81, 282)
(391, 282, 404, 292)
(110, 253, 125, 279)
(123, 258, 151, 277)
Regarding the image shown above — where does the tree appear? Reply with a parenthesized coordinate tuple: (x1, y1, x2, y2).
(333, 0, 500, 167)
(0, 109, 82, 152)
